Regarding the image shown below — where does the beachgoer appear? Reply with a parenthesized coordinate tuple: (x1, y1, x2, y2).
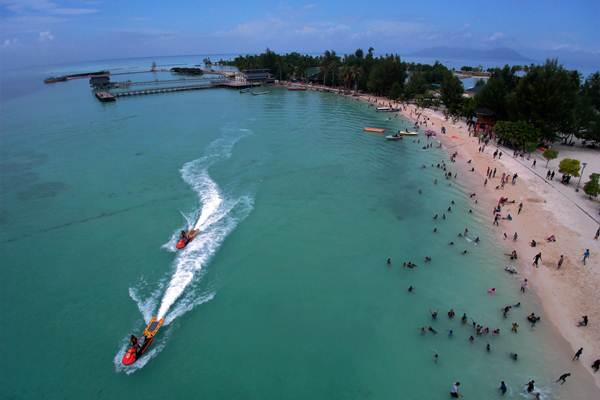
(558, 255, 564, 269)
(520, 278, 528, 293)
(511, 322, 519, 333)
(431, 310, 438, 320)
(573, 347, 583, 360)
(448, 329, 453, 337)
(468, 335, 474, 342)
(428, 326, 438, 334)
(592, 359, 600, 372)
(513, 232, 518, 241)
(510, 352, 518, 361)
(450, 382, 461, 398)
(533, 252, 542, 267)
(582, 249, 590, 265)
(386, 258, 391, 265)
(499, 381, 507, 395)
(408, 285, 414, 293)
(556, 373, 571, 384)
(434, 353, 438, 363)
(595, 227, 600, 240)
(526, 380, 535, 392)
(461, 313, 467, 324)
(486, 343, 491, 352)
(578, 315, 588, 327)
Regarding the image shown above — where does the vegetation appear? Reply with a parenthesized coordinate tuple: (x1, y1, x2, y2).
(583, 173, 600, 198)
(493, 121, 539, 152)
(558, 158, 581, 178)
(222, 49, 599, 142)
(542, 148, 559, 167)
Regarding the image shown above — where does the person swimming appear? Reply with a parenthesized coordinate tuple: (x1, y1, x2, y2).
(461, 313, 467, 324)
(428, 326, 437, 334)
(510, 352, 518, 361)
(448, 309, 455, 319)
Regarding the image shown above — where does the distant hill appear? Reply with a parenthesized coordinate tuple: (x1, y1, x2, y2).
(410, 47, 531, 62)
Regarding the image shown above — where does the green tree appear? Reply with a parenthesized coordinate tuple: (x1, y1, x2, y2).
(542, 148, 559, 167)
(583, 173, 600, 198)
(493, 120, 539, 151)
(404, 71, 428, 99)
(389, 81, 403, 99)
(514, 59, 579, 141)
(440, 73, 464, 116)
(558, 158, 581, 178)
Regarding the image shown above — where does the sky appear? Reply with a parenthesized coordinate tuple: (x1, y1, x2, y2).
(0, 0, 599, 70)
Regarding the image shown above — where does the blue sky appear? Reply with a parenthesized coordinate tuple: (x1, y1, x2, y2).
(1, 0, 599, 69)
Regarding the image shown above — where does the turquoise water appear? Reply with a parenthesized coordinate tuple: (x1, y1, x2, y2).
(0, 62, 590, 399)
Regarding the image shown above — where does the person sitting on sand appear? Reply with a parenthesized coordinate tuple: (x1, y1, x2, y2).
(546, 235, 556, 242)
(592, 359, 600, 372)
(577, 315, 588, 327)
(530, 240, 537, 247)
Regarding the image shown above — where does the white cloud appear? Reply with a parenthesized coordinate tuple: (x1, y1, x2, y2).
(38, 30, 54, 41)
(487, 31, 505, 42)
(0, 0, 98, 15)
(1, 37, 19, 47)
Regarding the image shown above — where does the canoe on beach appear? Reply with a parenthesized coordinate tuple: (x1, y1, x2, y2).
(363, 127, 386, 133)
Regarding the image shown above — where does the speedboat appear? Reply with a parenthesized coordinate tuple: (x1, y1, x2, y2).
(122, 317, 165, 365)
(385, 134, 403, 141)
(176, 229, 199, 250)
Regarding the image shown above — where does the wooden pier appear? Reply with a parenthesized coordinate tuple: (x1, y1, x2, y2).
(96, 79, 261, 102)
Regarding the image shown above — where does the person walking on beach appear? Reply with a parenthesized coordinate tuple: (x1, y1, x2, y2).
(533, 252, 542, 267)
(556, 373, 571, 384)
(493, 168, 497, 178)
(573, 347, 583, 360)
(532, 159, 536, 168)
(518, 202, 523, 214)
(499, 381, 507, 395)
(450, 382, 461, 398)
(557, 255, 564, 269)
(582, 249, 590, 265)
(595, 227, 599, 240)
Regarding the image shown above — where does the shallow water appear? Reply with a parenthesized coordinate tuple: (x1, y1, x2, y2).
(0, 60, 592, 399)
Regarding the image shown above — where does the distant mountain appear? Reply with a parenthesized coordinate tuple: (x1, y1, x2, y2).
(410, 47, 531, 62)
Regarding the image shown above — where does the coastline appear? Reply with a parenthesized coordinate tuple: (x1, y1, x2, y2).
(370, 95, 600, 392)
(282, 82, 600, 393)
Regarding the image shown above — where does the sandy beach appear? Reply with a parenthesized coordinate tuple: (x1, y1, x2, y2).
(367, 97, 600, 390)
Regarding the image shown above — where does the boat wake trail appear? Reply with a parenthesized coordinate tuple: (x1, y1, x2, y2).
(115, 127, 253, 374)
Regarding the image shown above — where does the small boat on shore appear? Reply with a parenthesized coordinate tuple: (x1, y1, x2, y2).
(400, 130, 418, 136)
(251, 90, 270, 95)
(376, 106, 400, 112)
(363, 127, 386, 133)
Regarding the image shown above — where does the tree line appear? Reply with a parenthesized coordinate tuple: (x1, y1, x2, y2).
(219, 48, 599, 147)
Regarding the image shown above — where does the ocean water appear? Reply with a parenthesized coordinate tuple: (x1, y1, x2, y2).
(0, 62, 593, 399)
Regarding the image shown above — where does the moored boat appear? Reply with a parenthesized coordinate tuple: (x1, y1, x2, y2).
(363, 127, 386, 133)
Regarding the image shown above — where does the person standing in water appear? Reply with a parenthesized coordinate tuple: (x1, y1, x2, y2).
(450, 382, 461, 398)
(499, 381, 507, 395)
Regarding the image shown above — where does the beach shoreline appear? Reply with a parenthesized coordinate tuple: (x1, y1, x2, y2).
(282, 82, 600, 394)
(359, 94, 600, 393)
